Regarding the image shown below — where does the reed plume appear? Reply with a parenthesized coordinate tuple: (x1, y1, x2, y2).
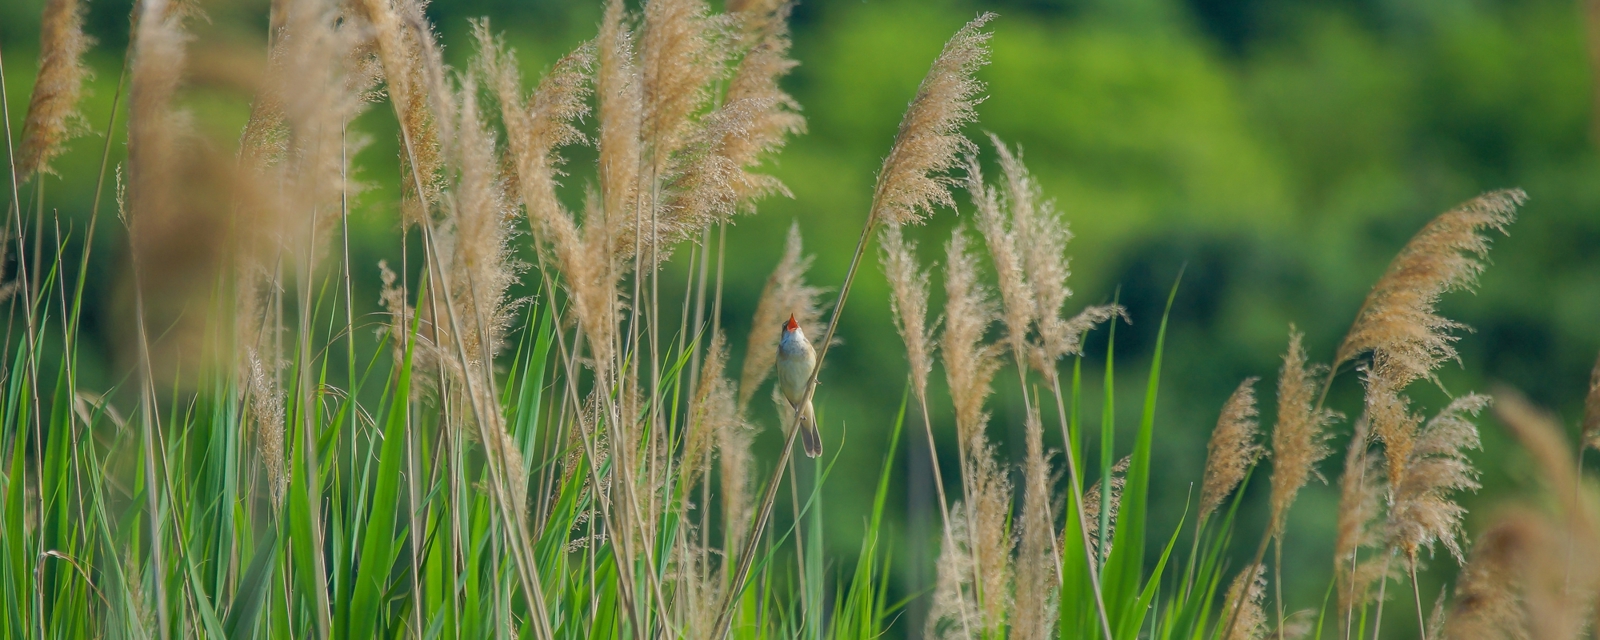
(737, 221, 826, 411)
(1334, 190, 1524, 389)
(1439, 518, 1532, 640)
(1268, 328, 1339, 537)
(1200, 377, 1264, 523)
(870, 13, 994, 226)
(1223, 565, 1269, 640)
(353, 0, 442, 211)
(597, 0, 642, 261)
(17, 0, 92, 180)
(1014, 404, 1058, 640)
(721, 0, 804, 209)
(444, 75, 520, 368)
(639, 0, 728, 170)
(968, 153, 1033, 360)
(1385, 393, 1487, 563)
(880, 224, 935, 403)
(942, 227, 1003, 447)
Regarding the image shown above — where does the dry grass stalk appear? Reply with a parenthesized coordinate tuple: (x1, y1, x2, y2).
(1335, 415, 1389, 618)
(1439, 517, 1533, 640)
(1014, 404, 1058, 640)
(880, 224, 935, 403)
(737, 221, 826, 411)
(17, 0, 92, 180)
(718, 394, 756, 557)
(1223, 565, 1269, 640)
(1201, 377, 1265, 522)
(1334, 190, 1524, 389)
(1385, 393, 1487, 563)
(245, 351, 288, 507)
(870, 13, 994, 226)
(1268, 328, 1339, 538)
(967, 153, 1034, 360)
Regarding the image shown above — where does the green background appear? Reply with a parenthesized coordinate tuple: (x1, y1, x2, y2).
(3, 0, 1597, 636)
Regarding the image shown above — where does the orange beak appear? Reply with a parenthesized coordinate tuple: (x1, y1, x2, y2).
(784, 314, 798, 332)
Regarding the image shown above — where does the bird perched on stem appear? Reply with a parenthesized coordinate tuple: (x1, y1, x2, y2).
(777, 314, 821, 457)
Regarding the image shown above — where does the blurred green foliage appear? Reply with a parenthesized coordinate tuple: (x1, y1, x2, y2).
(4, 0, 1597, 636)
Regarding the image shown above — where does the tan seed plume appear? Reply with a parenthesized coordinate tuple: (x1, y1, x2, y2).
(942, 226, 1003, 446)
(1334, 190, 1524, 389)
(445, 74, 520, 368)
(926, 511, 979, 639)
(597, 0, 643, 263)
(639, 0, 729, 170)
(1268, 328, 1339, 537)
(1200, 377, 1264, 523)
(1385, 393, 1487, 562)
(967, 153, 1034, 361)
(17, 0, 92, 180)
(871, 13, 994, 226)
(737, 221, 826, 411)
(879, 224, 935, 403)
(352, 0, 443, 213)
(721, 0, 804, 209)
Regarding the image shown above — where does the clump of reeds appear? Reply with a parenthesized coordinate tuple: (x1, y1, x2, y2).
(16, 0, 91, 180)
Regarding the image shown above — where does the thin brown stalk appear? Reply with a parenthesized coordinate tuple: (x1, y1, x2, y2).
(17, 0, 92, 181)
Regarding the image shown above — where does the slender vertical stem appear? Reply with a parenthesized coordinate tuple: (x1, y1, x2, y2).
(915, 394, 975, 640)
(1048, 373, 1115, 640)
(1408, 556, 1426, 640)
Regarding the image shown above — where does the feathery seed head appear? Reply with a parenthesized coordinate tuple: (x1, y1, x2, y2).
(1223, 565, 1268, 640)
(18, 0, 93, 180)
(1335, 414, 1389, 616)
(1014, 404, 1059, 640)
(1336, 190, 1523, 390)
(967, 153, 1034, 361)
(1440, 517, 1534, 640)
(1200, 377, 1265, 522)
(880, 224, 935, 403)
(871, 13, 994, 226)
(1268, 328, 1340, 537)
(1385, 393, 1487, 562)
(941, 226, 1003, 446)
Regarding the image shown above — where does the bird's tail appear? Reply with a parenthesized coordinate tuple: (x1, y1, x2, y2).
(799, 399, 821, 458)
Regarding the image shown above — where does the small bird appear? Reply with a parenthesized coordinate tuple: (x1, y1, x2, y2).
(776, 314, 822, 457)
